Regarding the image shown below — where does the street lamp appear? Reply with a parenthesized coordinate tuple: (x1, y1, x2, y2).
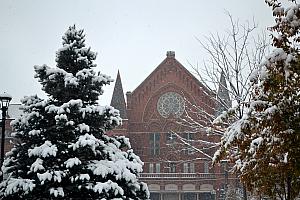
(220, 160, 228, 200)
(0, 93, 12, 181)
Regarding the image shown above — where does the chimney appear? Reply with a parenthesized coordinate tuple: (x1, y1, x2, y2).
(166, 51, 175, 58)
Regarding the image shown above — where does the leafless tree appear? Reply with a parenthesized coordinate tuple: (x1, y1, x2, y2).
(165, 13, 270, 200)
(169, 12, 269, 150)
(175, 12, 269, 151)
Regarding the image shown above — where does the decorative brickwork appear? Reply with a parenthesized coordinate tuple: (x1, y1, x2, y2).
(110, 51, 236, 200)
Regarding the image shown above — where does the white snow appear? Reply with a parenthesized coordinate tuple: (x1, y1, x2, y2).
(93, 180, 124, 196)
(249, 69, 259, 82)
(64, 157, 82, 168)
(264, 105, 277, 116)
(78, 123, 90, 133)
(46, 99, 83, 115)
(80, 105, 106, 117)
(37, 171, 52, 184)
(45, 99, 121, 127)
(79, 174, 90, 181)
(273, 6, 284, 16)
(3, 178, 35, 195)
(217, 115, 251, 152)
(50, 187, 64, 197)
(66, 120, 75, 126)
(81, 105, 121, 125)
(53, 171, 65, 183)
(116, 136, 131, 149)
(28, 130, 41, 136)
(77, 55, 89, 64)
(30, 158, 45, 173)
(0, 92, 12, 100)
(285, 4, 300, 29)
(28, 141, 58, 158)
(259, 65, 268, 81)
(64, 73, 79, 86)
(284, 152, 288, 163)
(55, 114, 68, 122)
(88, 159, 142, 182)
(2, 26, 149, 199)
(249, 100, 267, 110)
(76, 69, 94, 79)
(261, 48, 296, 82)
(68, 133, 101, 153)
(249, 137, 263, 155)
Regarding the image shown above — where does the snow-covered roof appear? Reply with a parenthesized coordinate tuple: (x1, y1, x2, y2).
(0, 93, 12, 99)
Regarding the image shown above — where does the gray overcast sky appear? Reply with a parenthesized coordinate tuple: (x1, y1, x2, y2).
(0, 0, 274, 104)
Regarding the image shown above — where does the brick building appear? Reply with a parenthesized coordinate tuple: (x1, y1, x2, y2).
(1, 52, 237, 199)
(110, 51, 236, 200)
(0, 104, 23, 156)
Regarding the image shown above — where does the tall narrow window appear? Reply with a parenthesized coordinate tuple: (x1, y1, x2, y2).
(149, 163, 154, 173)
(155, 163, 160, 173)
(183, 162, 195, 173)
(183, 163, 188, 173)
(221, 160, 228, 174)
(149, 133, 160, 156)
(190, 162, 195, 173)
(183, 133, 194, 155)
(204, 161, 209, 173)
(169, 163, 176, 173)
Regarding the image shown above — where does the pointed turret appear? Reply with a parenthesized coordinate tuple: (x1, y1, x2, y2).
(215, 70, 232, 116)
(111, 70, 127, 119)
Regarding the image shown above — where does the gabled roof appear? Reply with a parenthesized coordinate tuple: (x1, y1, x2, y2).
(131, 51, 213, 97)
(110, 70, 127, 119)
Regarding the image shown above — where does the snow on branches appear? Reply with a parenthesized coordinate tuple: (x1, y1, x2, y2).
(0, 25, 149, 199)
(214, 1, 300, 198)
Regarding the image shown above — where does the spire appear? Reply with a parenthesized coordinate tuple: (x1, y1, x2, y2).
(216, 70, 232, 116)
(111, 70, 127, 119)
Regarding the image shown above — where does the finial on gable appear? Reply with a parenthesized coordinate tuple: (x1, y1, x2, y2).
(166, 51, 175, 58)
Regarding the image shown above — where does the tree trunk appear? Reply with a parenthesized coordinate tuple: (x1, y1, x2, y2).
(243, 184, 247, 200)
(287, 175, 291, 200)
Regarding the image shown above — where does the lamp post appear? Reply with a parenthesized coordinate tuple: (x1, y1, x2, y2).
(220, 160, 228, 200)
(0, 93, 12, 182)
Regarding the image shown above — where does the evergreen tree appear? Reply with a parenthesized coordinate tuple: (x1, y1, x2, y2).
(0, 25, 149, 200)
(213, 0, 300, 199)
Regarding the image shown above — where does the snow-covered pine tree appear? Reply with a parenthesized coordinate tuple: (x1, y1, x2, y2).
(0, 25, 149, 200)
(213, 0, 300, 199)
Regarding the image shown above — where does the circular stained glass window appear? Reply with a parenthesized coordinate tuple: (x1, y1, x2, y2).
(157, 92, 184, 118)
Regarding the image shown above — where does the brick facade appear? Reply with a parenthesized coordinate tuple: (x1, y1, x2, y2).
(1, 53, 238, 199)
(0, 118, 15, 157)
(111, 51, 238, 200)
(0, 104, 23, 165)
